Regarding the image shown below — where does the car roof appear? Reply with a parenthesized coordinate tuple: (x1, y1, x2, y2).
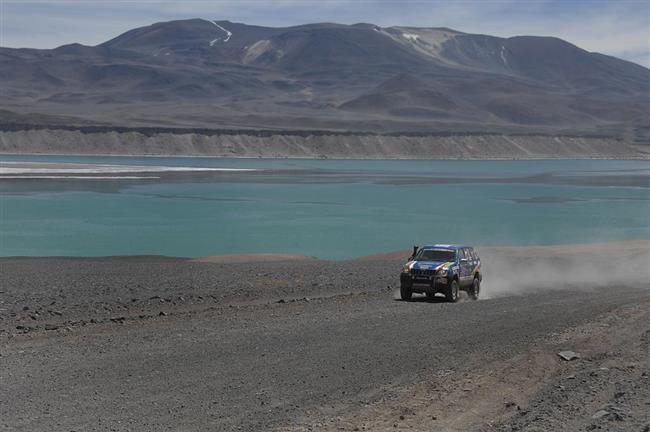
(420, 244, 470, 251)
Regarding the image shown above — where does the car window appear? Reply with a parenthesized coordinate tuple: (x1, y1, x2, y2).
(415, 249, 455, 262)
(460, 249, 467, 260)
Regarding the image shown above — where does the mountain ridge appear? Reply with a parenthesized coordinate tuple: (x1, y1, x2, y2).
(1, 18, 648, 137)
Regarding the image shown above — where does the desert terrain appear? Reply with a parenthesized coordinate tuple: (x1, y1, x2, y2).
(1, 240, 649, 431)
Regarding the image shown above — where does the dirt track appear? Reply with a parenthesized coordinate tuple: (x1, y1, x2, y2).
(1, 241, 649, 431)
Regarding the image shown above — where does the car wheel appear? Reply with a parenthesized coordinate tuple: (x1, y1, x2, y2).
(400, 284, 412, 301)
(445, 280, 459, 303)
(469, 277, 480, 300)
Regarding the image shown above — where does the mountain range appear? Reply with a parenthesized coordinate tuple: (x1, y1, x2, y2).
(1, 19, 649, 136)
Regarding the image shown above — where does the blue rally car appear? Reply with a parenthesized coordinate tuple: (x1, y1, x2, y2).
(400, 244, 482, 302)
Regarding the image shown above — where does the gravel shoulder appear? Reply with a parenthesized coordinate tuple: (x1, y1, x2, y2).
(1, 241, 649, 431)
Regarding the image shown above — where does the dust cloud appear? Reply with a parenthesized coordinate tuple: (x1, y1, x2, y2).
(478, 241, 650, 299)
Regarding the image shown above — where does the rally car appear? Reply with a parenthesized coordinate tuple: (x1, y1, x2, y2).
(399, 244, 482, 302)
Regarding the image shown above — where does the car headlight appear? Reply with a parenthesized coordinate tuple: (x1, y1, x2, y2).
(402, 264, 411, 274)
(437, 267, 448, 276)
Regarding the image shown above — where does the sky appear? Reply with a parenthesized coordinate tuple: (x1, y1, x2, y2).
(1, 0, 649, 67)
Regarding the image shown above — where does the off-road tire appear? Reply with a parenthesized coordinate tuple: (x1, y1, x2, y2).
(400, 284, 413, 301)
(445, 280, 459, 303)
(469, 277, 480, 300)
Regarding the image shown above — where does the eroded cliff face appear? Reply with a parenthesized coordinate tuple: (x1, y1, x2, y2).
(1, 129, 648, 159)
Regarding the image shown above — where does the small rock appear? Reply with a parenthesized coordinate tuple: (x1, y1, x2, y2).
(159, 311, 167, 316)
(558, 350, 580, 361)
(22, 306, 29, 311)
(399, 415, 405, 420)
(277, 299, 286, 304)
(592, 409, 609, 420)
(44, 324, 58, 331)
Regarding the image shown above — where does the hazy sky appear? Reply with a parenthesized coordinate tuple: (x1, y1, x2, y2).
(1, 0, 649, 67)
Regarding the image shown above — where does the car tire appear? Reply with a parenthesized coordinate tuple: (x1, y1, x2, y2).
(469, 277, 480, 300)
(445, 280, 459, 303)
(400, 284, 412, 301)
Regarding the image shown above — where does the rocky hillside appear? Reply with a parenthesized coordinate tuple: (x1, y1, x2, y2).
(2, 129, 648, 159)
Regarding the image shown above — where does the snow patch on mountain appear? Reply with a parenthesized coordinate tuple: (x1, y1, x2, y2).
(403, 33, 420, 42)
(500, 46, 508, 66)
(209, 20, 232, 46)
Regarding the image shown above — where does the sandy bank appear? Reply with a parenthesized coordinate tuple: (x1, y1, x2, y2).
(140, 239, 650, 265)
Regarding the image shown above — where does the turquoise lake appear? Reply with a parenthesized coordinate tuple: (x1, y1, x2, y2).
(1, 156, 648, 259)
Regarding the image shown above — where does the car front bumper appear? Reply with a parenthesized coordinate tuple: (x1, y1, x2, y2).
(400, 273, 448, 293)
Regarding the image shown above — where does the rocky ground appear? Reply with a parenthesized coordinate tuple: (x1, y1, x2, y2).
(1, 241, 649, 431)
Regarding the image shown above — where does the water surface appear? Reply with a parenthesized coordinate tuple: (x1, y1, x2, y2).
(1, 156, 648, 259)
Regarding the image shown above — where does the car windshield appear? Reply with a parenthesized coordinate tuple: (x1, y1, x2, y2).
(414, 249, 455, 262)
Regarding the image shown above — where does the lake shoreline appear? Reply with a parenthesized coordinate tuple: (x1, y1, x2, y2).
(3, 238, 648, 262)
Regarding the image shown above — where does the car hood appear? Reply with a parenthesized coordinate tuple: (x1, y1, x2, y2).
(407, 260, 453, 271)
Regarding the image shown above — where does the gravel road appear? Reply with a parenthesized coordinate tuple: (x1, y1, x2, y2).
(1, 242, 649, 431)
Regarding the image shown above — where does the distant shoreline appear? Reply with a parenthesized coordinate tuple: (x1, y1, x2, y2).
(2, 129, 648, 160)
(3, 239, 649, 262)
